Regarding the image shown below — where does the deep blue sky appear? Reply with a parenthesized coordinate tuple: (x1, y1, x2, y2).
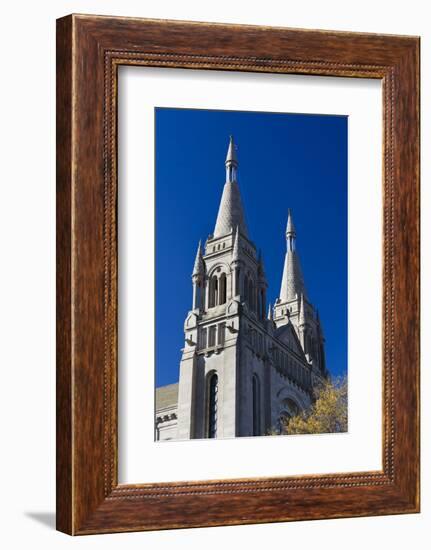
(155, 107, 347, 387)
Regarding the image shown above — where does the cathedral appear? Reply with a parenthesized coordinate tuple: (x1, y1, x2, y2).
(155, 137, 328, 441)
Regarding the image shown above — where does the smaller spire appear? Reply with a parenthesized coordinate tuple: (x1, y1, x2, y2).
(279, 209, 306, 302)
(192, 240, 204, 277)
(267, 303, 273, 321)
(231, 226, 240, 262)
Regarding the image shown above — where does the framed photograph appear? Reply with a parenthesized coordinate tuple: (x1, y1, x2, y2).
(56, 14, 420, 534)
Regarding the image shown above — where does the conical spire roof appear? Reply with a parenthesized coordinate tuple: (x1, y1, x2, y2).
(279, 210, 306, 302)
(192, 240, 204, 277)
(213, 183, 248, 237)
(279, 251, 306, 301)
(213, 138, 248, 238)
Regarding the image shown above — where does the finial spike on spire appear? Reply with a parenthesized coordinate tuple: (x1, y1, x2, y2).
(225, 135, 238, 166)
(286, 209, 296, 237)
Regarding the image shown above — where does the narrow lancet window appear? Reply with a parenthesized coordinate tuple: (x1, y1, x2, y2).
(209, 276, 219, 308)
(219, 273, 227, 305)
(208, 373, 219, 438)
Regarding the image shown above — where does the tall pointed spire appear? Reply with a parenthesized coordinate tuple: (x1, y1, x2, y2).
(279, 210, 306, 302)
(192, 240, 204, 277)
(213, 137, 248, 238)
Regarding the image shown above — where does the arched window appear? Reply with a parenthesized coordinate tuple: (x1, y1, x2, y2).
(282, 398, 300, 417)
(208, 373, 218, 438)
(209, 276, 218, 308)
(214, 277, 219, 306)
(219, 273, 227, 305)
(252, 375, 261, 436)
(208, 277, 214, 308)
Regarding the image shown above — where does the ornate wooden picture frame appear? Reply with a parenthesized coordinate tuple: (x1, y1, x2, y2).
(56, 14, 420, 535)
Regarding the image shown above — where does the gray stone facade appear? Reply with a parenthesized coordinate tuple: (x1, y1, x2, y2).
(155, 137, 328, 441)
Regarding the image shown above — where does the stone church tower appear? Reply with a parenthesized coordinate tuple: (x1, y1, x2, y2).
(155, 137, 328, 441)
